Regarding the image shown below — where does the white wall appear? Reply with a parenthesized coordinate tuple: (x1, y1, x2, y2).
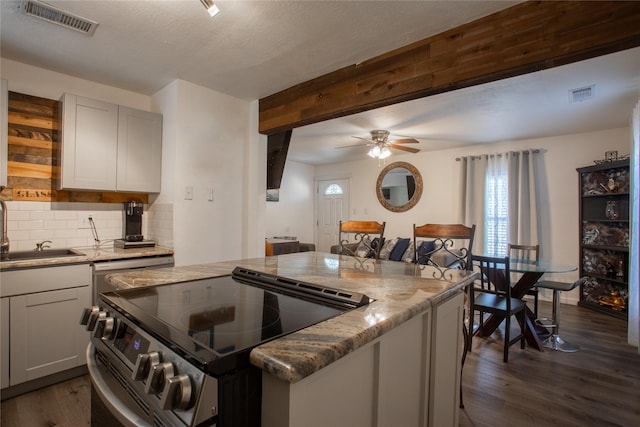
(282, 127, 630, 305)
(265, 160, 315, 243)
(152, 80, 251, 266)
(0, 58, 150, 110)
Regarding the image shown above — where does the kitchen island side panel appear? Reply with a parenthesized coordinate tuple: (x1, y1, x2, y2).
(262, 291, 463, 427)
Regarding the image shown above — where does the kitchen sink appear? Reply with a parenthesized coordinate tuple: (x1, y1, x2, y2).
(2, 248, 84, 261)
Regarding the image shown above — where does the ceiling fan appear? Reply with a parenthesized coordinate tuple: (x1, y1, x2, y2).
(336, 130, 420, 159)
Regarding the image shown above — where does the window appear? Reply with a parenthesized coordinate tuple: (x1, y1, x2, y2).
(485, 158, 508, 257)
(324, 183, 343, 195)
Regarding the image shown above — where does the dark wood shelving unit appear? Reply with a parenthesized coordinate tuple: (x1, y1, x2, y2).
(577, 159, 630, 320)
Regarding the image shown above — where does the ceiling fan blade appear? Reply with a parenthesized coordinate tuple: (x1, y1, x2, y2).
(352, 136, 375, 143)
(391, 138, 420, 144)
(334, 143, 370, 149)
(390, 144, 420, 153)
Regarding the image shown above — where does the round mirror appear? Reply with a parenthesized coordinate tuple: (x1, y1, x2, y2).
(376, 161, 423, 212)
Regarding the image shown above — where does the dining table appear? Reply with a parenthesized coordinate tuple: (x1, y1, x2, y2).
(475, 258, 578, 351)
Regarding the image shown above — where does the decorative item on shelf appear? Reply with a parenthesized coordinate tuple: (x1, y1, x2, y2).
(599, 289, 626, 311)
(600, 177, 619, 193)
(582, 224, 599, 245)
(605, 200, 618, 219)
(617, 260, 624, 279)
(594, 152, 630, 165)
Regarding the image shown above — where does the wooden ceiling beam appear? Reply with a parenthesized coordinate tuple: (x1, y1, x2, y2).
(258, 1, 640, 135)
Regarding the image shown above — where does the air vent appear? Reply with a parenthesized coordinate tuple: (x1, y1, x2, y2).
(569, 85, 595, 103)
(20, 0, 99, 36)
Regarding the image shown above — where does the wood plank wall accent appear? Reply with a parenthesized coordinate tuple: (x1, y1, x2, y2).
(0, 92, 148, 204)
(258, 1, 640, 134)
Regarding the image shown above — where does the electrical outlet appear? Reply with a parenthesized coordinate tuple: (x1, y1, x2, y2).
(79, 214, 94, 229)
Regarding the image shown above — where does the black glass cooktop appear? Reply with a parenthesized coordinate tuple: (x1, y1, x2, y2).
(101, 272, 350, 375)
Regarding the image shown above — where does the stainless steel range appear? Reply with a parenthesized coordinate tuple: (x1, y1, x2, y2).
(81, 267, 371, 427)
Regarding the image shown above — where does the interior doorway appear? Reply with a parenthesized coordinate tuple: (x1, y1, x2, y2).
(316, 178, 350, 253)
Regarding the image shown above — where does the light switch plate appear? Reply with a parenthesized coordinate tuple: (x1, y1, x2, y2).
(185, 186, 193, 200)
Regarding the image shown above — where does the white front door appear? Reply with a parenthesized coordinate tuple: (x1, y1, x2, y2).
(317, 178, 350, 253)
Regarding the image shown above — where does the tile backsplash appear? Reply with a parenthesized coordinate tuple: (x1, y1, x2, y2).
(3, 201, 173, 251)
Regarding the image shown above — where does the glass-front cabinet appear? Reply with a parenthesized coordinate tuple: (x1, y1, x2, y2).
(577, 159, 630, 319)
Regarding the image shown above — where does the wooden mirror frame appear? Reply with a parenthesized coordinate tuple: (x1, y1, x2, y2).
(376, 161, 423, 212)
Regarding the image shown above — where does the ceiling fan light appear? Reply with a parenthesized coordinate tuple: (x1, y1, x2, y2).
(200, 0, 220, 17)
(368, 145, 381, 158)
(379, 147, 392, 159)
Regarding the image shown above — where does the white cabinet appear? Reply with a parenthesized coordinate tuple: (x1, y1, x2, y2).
(1, 78, 8, 188)
(59, 94, 118, 191)
(59, 93, 162, 193)
(117, 106, 162, 192)
(1, 297, 9, 389)
(1, 263, 92, 388)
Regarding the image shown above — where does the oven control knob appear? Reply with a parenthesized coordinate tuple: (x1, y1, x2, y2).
(160, 374, 193, 411)
(145, 362, 174, 395)
(86, 310, 107, 332)
(80, 306, 99, 326)
(132, 351, 161, 381)
(93, 316, 116, 339)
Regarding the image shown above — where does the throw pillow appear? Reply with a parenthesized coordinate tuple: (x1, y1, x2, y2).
(402, 241, 416, 263)
(416, 240, 436, 265)
(369, 237, 385, 258)
(378, 238, 398, 260)
(355, 236, 372, 258)
(389, 238, 410, 261)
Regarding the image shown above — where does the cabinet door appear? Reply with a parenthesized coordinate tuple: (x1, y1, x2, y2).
(117, 106, 162, 192)
(9, 286, 90, 386)
(1, 78, 7, 188)
(59, 94, 118, 190)
(1, 297, 9, 389)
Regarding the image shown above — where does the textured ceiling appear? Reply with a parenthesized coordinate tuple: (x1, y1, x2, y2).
(1, 0, 639, 165)
(0, 0, 519, 99)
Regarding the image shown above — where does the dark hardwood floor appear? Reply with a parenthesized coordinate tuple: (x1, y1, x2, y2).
(1, 301, 638, 427)
(460, 301, 640, 427)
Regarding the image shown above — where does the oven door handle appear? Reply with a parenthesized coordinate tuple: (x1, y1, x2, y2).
(86, 343, 153, 427)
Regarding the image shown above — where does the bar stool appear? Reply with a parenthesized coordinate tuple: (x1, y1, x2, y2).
(535, 278, 584, 352)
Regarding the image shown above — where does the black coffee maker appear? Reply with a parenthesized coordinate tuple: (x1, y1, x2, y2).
(124, 201, 144, 242)
(115, 201, 155, 248)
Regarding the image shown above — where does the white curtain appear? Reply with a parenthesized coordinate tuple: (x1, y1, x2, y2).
(459, 150, 540, 256)
(458, 155, 486, 256)
(507, 150, 539, 246)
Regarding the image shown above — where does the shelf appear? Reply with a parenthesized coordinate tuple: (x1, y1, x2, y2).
(578, 159, 629, 320)
(581, 273, 627, 286)
(581, 244, 629, 252)
(581, 192, 629, 198)
(578, 301, 627, 320)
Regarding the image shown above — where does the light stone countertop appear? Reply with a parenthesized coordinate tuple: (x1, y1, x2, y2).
(0, 244, 174, 270)
(104, 251, 477, 384)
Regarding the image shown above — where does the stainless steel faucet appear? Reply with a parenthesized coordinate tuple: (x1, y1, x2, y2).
(0, 200, 9, 259)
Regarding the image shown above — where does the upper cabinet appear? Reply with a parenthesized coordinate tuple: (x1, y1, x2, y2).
(116, 106, 162, 193)
(59, 93, 162, 193)
(1, 79, 8, 188)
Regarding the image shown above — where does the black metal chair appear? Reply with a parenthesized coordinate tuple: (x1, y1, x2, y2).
(412, 223, 476, 269)
(412, 223, 475, 408)
(508, 243, 540, 317)
(338, 220, 386, 259)
(470, 255, 527, 362)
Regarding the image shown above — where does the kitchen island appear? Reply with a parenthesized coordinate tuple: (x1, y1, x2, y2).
(106, 251, 477, 427)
